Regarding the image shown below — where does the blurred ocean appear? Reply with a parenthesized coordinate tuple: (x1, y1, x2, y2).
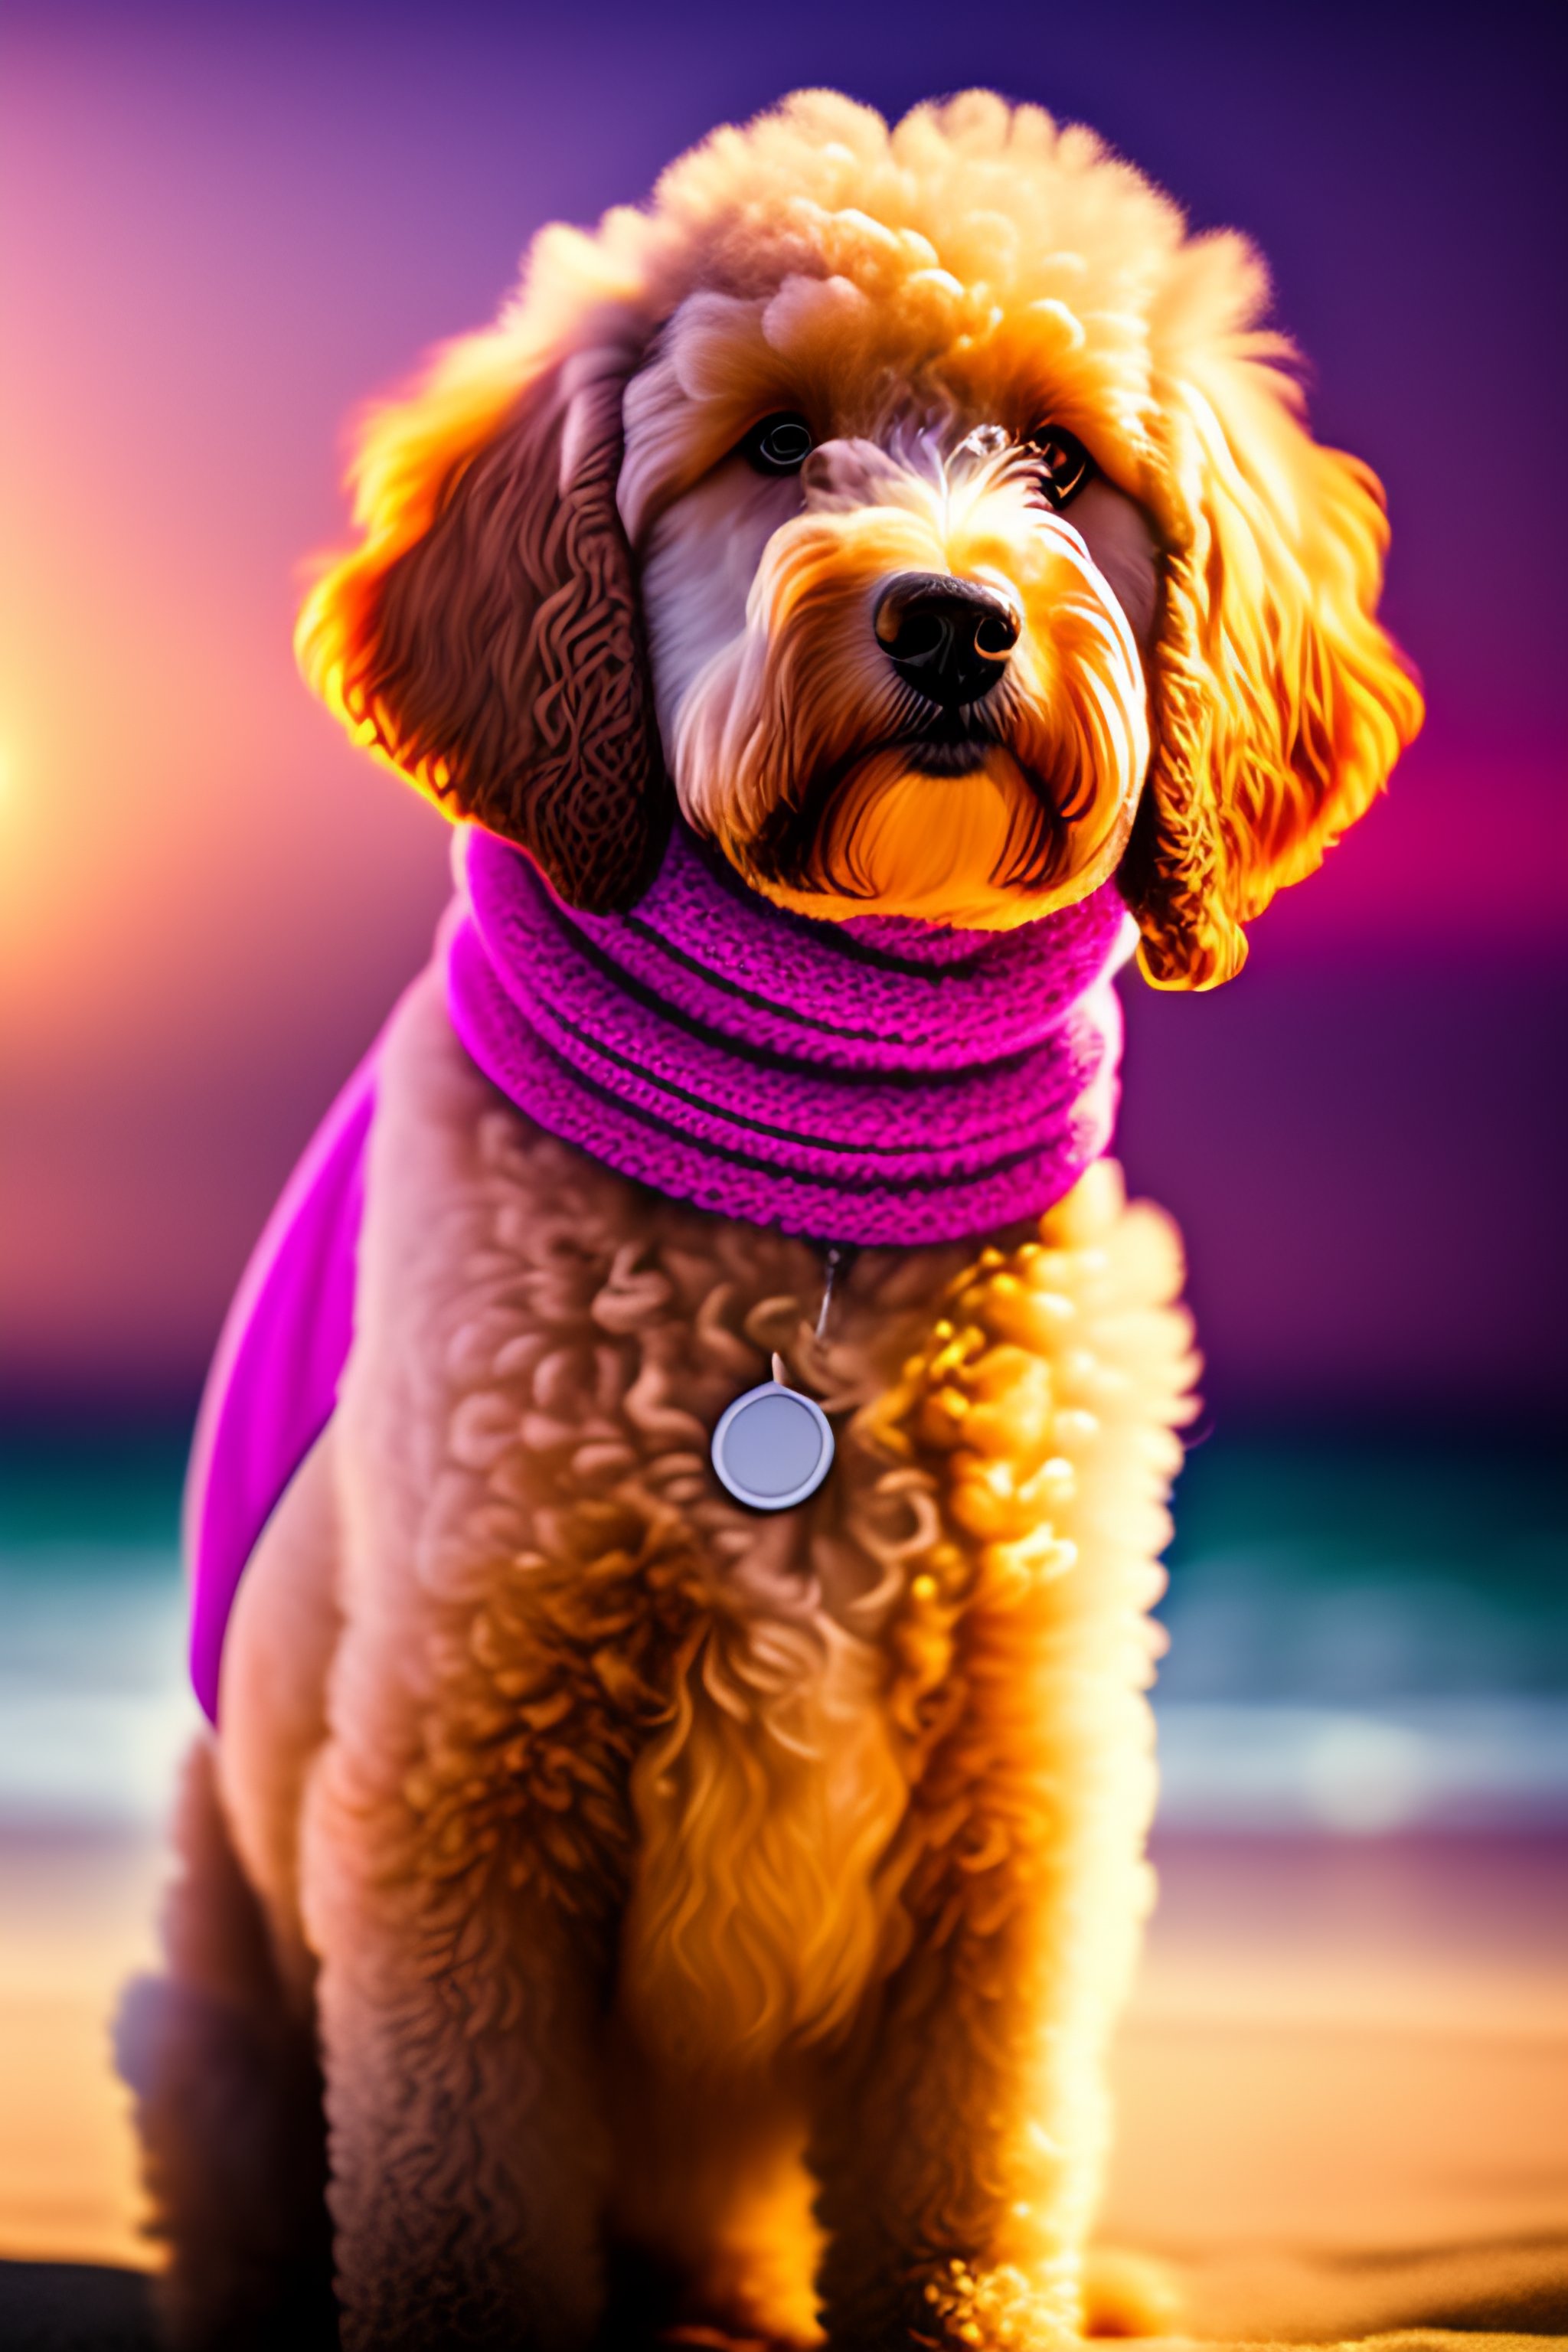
(1, 1424, 1564, 1841)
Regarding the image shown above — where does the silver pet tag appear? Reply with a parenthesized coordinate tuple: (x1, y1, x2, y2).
(710, 1354, 835, 1512)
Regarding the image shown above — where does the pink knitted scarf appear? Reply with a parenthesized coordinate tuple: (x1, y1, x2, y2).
(448, 822, 1133, 1246)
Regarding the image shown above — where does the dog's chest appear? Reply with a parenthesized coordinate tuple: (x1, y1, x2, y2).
(615, 1608, 913, 2073)
(352, 980, 1190, 2082)
(365, 1015, 941, 2040)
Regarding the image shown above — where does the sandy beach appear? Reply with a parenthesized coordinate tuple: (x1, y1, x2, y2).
(1102, 1831, 1568, 2340)
(2, 1819, 1563, 2346)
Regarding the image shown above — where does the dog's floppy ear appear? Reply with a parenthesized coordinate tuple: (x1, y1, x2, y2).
(297, 335, 671, 912)
(1122, 265, 1423, 988)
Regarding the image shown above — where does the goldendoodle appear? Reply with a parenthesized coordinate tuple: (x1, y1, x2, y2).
(119, 88, 1420, 2352)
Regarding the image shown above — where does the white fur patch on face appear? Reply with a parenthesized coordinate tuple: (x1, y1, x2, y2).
(639, 460, 805, 756)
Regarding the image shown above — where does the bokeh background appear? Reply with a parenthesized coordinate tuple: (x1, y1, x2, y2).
(2, 0, 1565, 2334)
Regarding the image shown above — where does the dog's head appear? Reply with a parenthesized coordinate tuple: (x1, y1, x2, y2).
(299, 90, 1421, 985)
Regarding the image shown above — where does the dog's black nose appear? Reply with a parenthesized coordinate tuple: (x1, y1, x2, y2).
(874, 573, 1019, 708)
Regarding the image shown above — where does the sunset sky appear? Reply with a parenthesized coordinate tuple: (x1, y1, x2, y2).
(2, 0, 1563, 1418)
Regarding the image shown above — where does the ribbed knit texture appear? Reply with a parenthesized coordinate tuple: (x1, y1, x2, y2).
(446, 823, 1134, 1246)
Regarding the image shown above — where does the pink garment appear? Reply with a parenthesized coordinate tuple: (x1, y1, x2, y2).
(186, 823, 1134, 1720)
(448, 822, 1132, 1245)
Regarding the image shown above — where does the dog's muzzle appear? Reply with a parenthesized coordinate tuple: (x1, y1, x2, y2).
(874, 573, 1019, 710)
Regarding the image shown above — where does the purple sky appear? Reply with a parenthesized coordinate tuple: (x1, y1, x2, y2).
(1, 1, 1563, 1422)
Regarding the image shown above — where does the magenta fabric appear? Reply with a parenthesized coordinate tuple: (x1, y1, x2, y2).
(186, 824, 1132, 1719)
(185, 1038, 380, 1721)
(448, 825, 1131, 1246)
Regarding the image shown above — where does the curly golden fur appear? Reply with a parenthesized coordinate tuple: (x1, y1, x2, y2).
(124, 88, 1417, 2352)
(298, 85, 1419, 977)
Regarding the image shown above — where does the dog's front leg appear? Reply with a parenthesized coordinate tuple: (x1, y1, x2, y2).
(812, 1567, 1164, 2352)
(810, 1876, 1129, 2352)
(808, 1619, 1151, 2350)
(811, 1175, 1189, 2349)
(302, 1748, 613, 2352)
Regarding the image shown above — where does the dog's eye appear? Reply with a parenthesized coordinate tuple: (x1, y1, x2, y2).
(743, 413, 815, 475)
(1026, 425, 1094, 509)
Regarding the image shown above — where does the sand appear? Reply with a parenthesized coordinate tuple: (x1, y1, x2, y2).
(1, 1824, 1563, 2346)
(0, 1828, 159, 2273)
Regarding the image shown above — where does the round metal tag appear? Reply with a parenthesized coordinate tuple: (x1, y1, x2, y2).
(710, 1377, 835, 1512)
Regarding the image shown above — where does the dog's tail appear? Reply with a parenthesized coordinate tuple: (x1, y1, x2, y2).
(114, 1736, 338, 2350)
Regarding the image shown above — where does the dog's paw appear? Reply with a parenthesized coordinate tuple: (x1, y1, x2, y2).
(898, 2246, 1183, 2350)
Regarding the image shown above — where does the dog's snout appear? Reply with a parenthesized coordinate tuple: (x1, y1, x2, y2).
(874, 573, 1019, 708)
